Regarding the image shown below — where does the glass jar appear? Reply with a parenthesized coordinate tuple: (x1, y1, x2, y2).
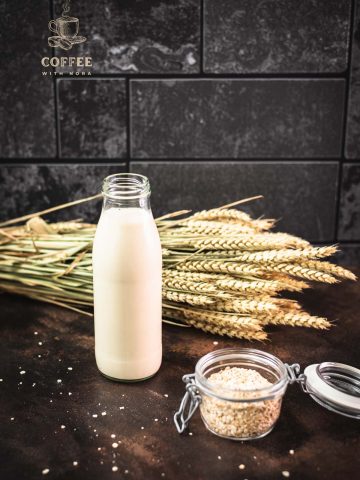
(174, 348, 360, 440)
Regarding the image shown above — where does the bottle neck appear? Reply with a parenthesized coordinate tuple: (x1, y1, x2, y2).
(102, 173, 152, 212)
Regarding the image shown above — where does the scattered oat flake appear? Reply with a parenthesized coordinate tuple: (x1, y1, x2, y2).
(0, 379, 3, 382)
(34, 332, 38, 335)
(164, 394, 168, 398)
(289, 449, 295, 455)
(20, 370, 26, 375)
(38, 342, 43, 346)
(19, 382, 22, 385)
(101, 411, 107, 416)
(57, 379, 62, 384)
(189, 432, 193, 436)
(218, 456, 222, 460)
(97, 447, 101, 451)
(112, 443, 118, 448)
(111, 434, 116, 438)
(239, 464, 245, 470)
(92, 414, 98, 418)
(119, 406, 124, 410)
(141, 426, 144, 430)
(73, 461, 78, 466)
(154, 418, 158, 422)
(38, 355, 42, 358)
(282, 471, 290, 478)
(32, 383, 36, 387)
(10, 417, 14, 421)
(213, 341, 218, 345)
(68, 392, 72, 396)
(112, 466, 118, 472)
(42, 469, 50, 475)
(68, 367, 73, 371)
(61, 425, 65, 429)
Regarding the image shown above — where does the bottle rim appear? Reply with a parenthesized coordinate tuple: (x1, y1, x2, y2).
(102, 173, 151, 200)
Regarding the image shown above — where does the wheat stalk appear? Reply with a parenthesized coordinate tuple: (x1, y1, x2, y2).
(0, 196, 356, 342)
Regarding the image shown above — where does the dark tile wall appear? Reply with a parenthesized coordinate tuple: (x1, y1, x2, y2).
(131, 80, 345, 158)
(346, 0, 360, 157)
(58, 79, 127, 158)
(204, 0, 351, 73)
(53, 0, 200, 74)
(131, 162, 338, 241)
(0, 1, 56, 157)
(0, 165, 126, 223)
(0, 0, 359, 263)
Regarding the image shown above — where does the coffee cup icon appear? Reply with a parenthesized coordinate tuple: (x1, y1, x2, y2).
(48, 15, 86, 50)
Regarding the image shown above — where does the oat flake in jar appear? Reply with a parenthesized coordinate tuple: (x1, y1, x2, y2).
(174, 348, 360, 441)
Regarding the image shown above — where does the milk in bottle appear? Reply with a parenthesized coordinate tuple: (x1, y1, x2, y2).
(93, 173, 162, 381)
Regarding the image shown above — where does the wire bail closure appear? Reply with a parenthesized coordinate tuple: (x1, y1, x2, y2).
(284, 363, 309, 392)
(174, 374, 201, 434)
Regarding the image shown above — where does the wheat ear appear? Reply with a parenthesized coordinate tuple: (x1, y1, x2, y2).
(194, 235, 300, 251)
(162, 290, 215, 306)
(299, 260, 357, 281)
(228, 246, 337, 264)
(162, 277, 217, 294)
(186, 318, 268, 340)
(257, 263, 339, 283)
(264, 312, 331, 329)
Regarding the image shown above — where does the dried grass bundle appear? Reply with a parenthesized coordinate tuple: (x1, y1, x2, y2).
(0, 194, 356, 341)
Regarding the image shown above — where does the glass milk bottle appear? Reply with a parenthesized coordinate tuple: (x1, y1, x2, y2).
(92, 173, 162, 381)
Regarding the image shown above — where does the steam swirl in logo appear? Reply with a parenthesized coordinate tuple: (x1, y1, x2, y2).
(62, 0, 71, 16)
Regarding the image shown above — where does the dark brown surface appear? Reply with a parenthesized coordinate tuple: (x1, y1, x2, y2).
(0, 277, 359, 480)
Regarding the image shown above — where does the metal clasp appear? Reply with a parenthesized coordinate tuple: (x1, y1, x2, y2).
(174, 373, 202, 434)
(285, 363, 310, 393)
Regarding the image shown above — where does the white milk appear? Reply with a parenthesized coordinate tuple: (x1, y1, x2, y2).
(93, 207, 162, 381)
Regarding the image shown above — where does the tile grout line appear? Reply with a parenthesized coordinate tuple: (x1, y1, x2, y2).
(48, 72, 347, 80)
(54, 79, 61, 159)
(49, 0, 60, 159)
(126, 78, 131, 173)
(200, 0, 204, 74)
(335, 0, 356, 242)
(0, 158, 346, 165)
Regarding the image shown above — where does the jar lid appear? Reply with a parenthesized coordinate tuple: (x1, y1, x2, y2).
(303, 362, 360, 419)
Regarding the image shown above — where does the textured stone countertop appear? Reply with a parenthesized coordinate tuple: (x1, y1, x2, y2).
(1, 276, 360, 480)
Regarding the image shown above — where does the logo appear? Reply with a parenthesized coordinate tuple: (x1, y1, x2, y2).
(48, 0, 86, 51)
(41, 0, 92, 76)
